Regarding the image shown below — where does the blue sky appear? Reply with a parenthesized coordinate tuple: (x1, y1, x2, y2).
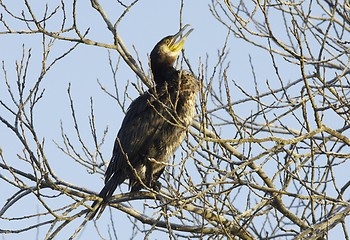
(0, 1, 238, 239)
(1, 0, 348, 239)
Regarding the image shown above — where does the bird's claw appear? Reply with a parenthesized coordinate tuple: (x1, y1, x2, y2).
(152, 181, 162, 192)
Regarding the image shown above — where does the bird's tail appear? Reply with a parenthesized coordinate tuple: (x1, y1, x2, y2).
(87, 174, 121, 220)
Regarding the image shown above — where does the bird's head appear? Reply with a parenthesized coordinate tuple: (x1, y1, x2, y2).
(150, 24, 193, 75)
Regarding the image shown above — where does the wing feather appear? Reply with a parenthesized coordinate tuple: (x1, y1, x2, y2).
(104, 89, 170, 184)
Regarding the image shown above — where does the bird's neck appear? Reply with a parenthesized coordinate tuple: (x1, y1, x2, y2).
(152, 64, 178, 85)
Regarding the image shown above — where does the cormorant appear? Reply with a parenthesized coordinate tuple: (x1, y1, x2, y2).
(88, 24, 199, 219)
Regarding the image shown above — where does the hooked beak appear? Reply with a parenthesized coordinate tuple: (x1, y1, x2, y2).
(168, 24, 194, 52)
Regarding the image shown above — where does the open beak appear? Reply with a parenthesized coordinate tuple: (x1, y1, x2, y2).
(169, 24, 194, 52)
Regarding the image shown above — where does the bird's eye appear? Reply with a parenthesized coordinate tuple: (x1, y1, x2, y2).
(165, 39, 170, 45)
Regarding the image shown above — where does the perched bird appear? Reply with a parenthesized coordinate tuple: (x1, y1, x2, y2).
(88, 24, 199, 219)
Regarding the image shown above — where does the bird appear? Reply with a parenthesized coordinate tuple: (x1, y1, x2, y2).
(88, 24, 199, 220)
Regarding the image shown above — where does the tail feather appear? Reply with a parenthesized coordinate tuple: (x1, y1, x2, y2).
(87, 174, 122, 220)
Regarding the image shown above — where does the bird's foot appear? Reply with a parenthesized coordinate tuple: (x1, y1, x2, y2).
(152, 181, 162, 192)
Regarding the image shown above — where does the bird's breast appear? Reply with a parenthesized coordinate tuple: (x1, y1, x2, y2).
(146, 70, 199, 163)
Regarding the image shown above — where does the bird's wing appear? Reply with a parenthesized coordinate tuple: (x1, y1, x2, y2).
(104, 90, 171, 183)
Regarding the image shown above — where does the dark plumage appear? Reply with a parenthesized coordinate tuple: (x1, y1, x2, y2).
(88, 24, 199, 219)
